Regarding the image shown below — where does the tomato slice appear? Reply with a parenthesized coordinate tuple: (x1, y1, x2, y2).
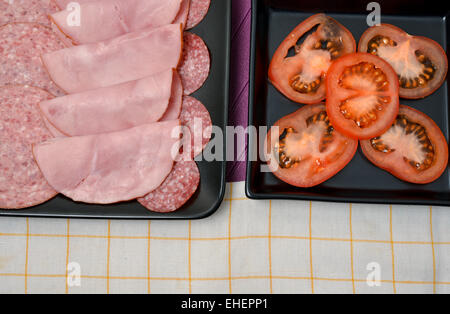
(326, 52, 400, 140)
(265, 103, 358, 188)
(269, 14, 356, 104)
(361, 105, 449, 184)
(359, 24, 448, 99)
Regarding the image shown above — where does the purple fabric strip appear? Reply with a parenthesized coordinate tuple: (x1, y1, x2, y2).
(227, 0, 251, 182)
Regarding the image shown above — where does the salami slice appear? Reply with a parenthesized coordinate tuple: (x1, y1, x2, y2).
(186, 0, 210, 30)
(0, 0, 59, 27)
(180, 96, 212, 158)
(0, 85, 57, 209)
(138, 160, 200, 213)
(0, 23, 66, 96)
(179, 32, 210, 95)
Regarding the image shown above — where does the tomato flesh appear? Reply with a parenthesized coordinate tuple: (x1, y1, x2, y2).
(359, 24, 448, 99)
(361, 105, 448, 184)
(269, 13, 356, 104)
(265, 103, 358, 188)
(326, 52, 400, 140)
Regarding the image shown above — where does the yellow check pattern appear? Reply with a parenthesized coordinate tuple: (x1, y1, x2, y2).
(0, 182, 449, 294)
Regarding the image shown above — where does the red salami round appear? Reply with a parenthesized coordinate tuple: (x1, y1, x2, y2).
(0, 23, 66, 96)
(186, 0, 211, 30)
(0, 0, 59, 27)
(179, 32, 211, 95)
(180, 96, 212, 158)
(0, 85, 57, 209)
(138, 160, 200, 213)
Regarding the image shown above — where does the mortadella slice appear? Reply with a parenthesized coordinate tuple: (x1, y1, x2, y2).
(33, 120, 181, 204)
(51, 0, 182, 45)
(43, 115, 67, 138)
(40, 69, 179, 136)
(42, 24, 183, 94)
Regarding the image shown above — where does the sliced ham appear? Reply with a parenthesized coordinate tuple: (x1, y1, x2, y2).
(160, 71, 184, 121)
(42, 24, 183, 94)
(173, 0, 191, 29)
(33, 120, 181, 204)
(54, 0, 94, 9)
(51, 0, 182, 45)
(40, 69, 179, 136)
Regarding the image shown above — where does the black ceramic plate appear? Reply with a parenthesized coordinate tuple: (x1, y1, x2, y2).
(246, 0, 450, 206)
(0, 0, 231, 219)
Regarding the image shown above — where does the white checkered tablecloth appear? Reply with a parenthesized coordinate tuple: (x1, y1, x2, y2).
(0, 182, 449, 294)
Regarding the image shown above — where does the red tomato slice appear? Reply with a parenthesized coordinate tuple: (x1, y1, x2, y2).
(326, 52, 400, 140)
(265, 103, 358, 188)
(359, 24, 448, 99)
(361, 105, 449, 184)
(269, 13, 356, 104)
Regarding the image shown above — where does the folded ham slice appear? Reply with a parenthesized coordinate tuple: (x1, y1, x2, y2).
(40, 69, 181, 136)
(54, 0, 93, 9)
(51, 0, 182, 45)
(33, 120, 181, 204)
(42, 24, 183, 94)
(173, 0, 191, 29)
(160, 71, 184, 121)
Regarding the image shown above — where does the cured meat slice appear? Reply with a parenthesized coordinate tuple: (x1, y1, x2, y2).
(54, 0, 93, 9)
(52, 22, 75, 48)
(43, 115, 66, 138)
(186, 0, 211, 30)
(40, 69, 176, 136)
(33, 120, 181, 204)
(42, 24, 183, 94)
(0, 23, 66, 96)
(173, 0, 191, 29)
(160, 71, 184, 121)
(0, 85, 57, 209)
(51, 0, 182, 45)
(138, 160, 200, 213)
(55, 0, 211, 30)
(179, 32, 211, 95)
(180, 96, 212, 158)
(0, 0, 59, 26)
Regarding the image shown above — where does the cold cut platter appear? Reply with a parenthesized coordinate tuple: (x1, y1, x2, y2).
(0, 0, 230, 219)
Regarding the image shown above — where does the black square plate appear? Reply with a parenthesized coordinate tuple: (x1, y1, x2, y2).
(246, 0, 450, 206)
(0, 0, 231, 219)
